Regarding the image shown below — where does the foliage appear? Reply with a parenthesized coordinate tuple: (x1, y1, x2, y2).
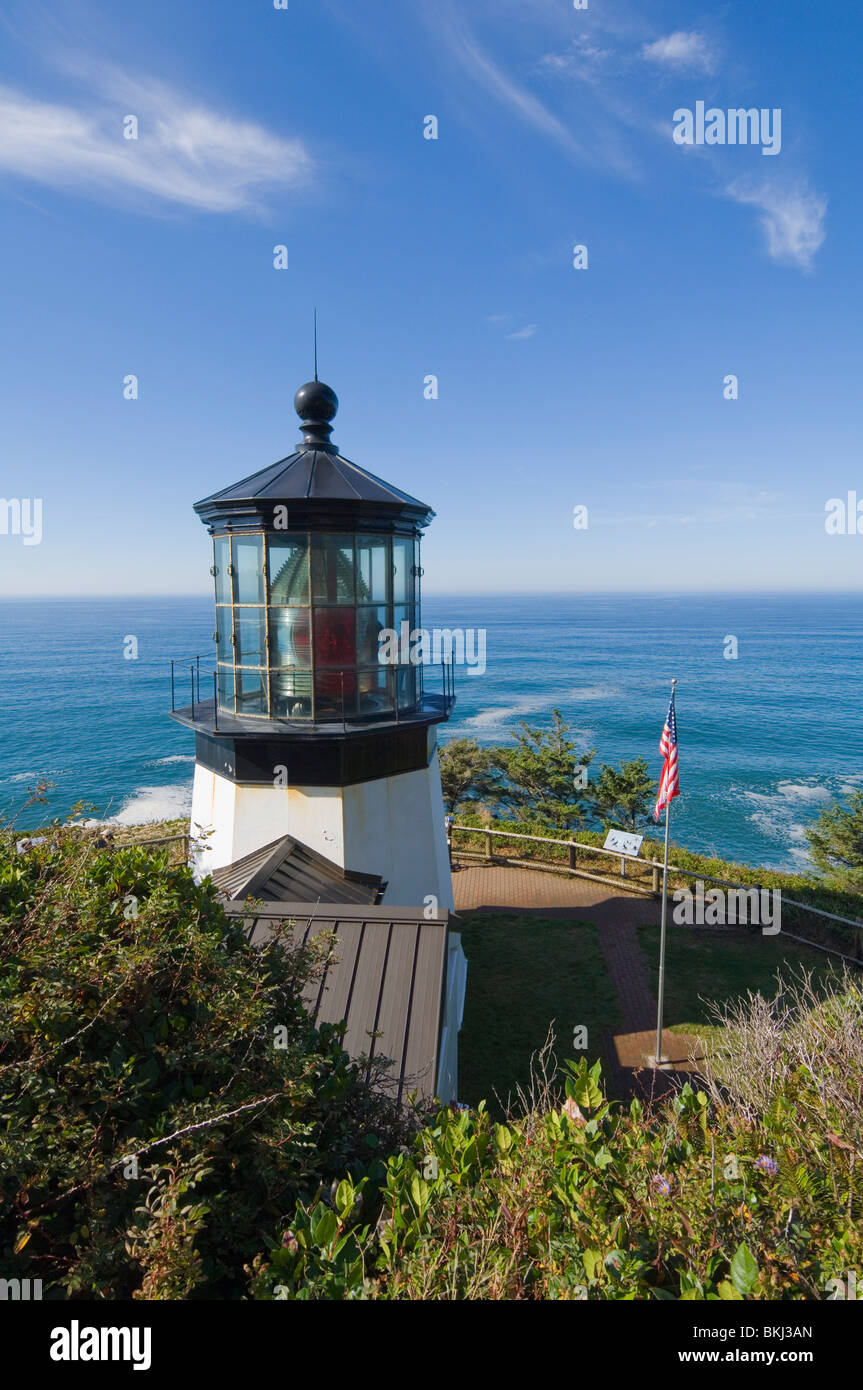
(251, 973, 863, 1301)
(0, 825, 411, 1299)
(806, 791, 863, 892)
(438, 738, 498, 815)
(490, 710, 594, 830)
(590, 758, 656, 832)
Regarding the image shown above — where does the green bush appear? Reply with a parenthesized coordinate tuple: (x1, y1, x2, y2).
(251, 976, 863, 1301)
(0, 827, 409, 1299)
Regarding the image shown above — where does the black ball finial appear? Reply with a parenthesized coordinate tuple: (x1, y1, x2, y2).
(294, 380, 339, 451)
(294, 380, 338, 422)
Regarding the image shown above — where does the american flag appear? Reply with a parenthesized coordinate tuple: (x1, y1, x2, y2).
(654, 691, 680, 821)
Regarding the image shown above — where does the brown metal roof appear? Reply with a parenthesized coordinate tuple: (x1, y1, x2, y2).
(211, 835, 384, 905)
(225, 901, 452, 1105)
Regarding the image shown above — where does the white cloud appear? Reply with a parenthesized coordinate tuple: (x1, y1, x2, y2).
(506, 323, 538, 339)
(725, 179, 827, 271)
(0, 73, 312, 214)
(642, 32, 716, 74)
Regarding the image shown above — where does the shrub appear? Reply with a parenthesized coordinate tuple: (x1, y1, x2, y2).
(0, 826, 409, 1299)
(251, 975, 863, 1300)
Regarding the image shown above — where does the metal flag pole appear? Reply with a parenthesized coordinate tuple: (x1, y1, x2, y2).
(654, 677, 677, 1066)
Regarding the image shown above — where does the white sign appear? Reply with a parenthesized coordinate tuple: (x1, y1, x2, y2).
(604, 830, 643, 858)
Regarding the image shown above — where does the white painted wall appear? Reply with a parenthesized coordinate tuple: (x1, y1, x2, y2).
(190, 747, 454, 910)
(437, 931, 468, 1104)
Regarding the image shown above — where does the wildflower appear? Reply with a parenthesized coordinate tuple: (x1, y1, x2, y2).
(754, 1155, 779, 1177)
(652, 1174, 671, 1196)
(281, 1230, 299, 1253)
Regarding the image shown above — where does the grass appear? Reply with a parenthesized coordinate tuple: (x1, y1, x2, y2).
(636, 922, 845, 1035)
(456, 913, 620, 1116)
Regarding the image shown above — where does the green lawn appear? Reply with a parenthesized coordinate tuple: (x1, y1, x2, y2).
(636, 923, 844, 1035)
(456, 913, 620, 1117)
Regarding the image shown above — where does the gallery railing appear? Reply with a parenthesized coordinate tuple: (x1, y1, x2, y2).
(169, 657, 456, 730)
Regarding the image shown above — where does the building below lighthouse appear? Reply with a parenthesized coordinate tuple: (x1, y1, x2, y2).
(170, 373, 466, 1102)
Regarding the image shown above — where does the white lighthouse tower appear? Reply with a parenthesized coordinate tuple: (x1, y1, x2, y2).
(172, 376, 455, 910)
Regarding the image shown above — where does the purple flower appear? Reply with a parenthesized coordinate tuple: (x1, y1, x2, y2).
(754, 1155, 778, 1177)
(281, 1230, 299, 1253)
(652, 1174, 671, 1196)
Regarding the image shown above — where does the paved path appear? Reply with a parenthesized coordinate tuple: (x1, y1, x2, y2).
(452, 862, 701, 1097)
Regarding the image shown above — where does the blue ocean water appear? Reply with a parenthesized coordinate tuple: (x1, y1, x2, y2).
(1, 593, 860, 872)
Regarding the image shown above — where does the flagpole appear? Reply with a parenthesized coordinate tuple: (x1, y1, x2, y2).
(654, 677, 676, 1067)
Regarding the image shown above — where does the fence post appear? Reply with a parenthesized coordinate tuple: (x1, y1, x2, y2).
(620, 856, 626, 879)
(652, 864, 660, 894)
(485, 830, 493, 861)
(568, 842, 577, 876)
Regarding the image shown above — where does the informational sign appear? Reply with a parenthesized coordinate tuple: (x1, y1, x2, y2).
(603, 829, 644, 858)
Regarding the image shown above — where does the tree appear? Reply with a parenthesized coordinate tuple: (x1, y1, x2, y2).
(590, 758, 656, 832)
(492, 709, 593, 830)
(438, 737, 496, 814)
(806, 791, 863, 891)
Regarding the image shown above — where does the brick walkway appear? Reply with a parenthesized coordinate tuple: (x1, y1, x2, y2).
(452, 862, 702, 1096)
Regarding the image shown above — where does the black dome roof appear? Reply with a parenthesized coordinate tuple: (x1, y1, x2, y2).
(194, 379, 434, 531)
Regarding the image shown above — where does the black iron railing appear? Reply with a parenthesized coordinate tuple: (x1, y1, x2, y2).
(169, 658, 456, 729)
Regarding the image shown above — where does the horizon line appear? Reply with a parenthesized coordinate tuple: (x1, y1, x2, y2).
(2, 588, 863, 602)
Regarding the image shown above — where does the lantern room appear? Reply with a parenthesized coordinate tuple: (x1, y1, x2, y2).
(174, 373, 455, 903)
(194, 379, 432, 727)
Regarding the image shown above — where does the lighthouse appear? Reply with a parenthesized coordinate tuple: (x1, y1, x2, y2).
(171, 377, 456, 910)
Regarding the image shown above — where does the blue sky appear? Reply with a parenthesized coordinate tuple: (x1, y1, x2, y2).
(0, 0, 860, 596)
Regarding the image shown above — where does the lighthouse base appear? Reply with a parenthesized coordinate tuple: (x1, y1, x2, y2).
(189, 751, 454, 911)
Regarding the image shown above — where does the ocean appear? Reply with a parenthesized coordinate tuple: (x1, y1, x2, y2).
(1, 593, 860, 872)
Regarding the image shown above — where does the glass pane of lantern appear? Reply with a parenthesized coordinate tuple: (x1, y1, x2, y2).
(393, 605, 417, 653)
(396, 663, 417, 712)
(236, 667, 266, 715)
(311, 535, 355, 603)
(213, 536, 231, 605)
(217, 666, 235, 712)
(268, 535, 309, 605)
(234, 608, 266, 666)
(358, 667, 393, 716)
(216, 603, 233, 657)
(357, 605, 390, 666)
(313, 607, 356, 667)
(270, 669, 312, 719)
(269, 608, 311, 668)
(356, 536, 389, 603)
(392, 536, 414, 603)
(233, 535, 265, 605)
(314, 669, 356, 719)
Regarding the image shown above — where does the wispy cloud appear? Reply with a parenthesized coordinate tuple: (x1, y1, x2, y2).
(642, 32, 717, 74)
(725, 179, 827, 270)
(0, 69, 312, 214)
(506, 323, 538, 340)
(438, 14, 586, 163)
